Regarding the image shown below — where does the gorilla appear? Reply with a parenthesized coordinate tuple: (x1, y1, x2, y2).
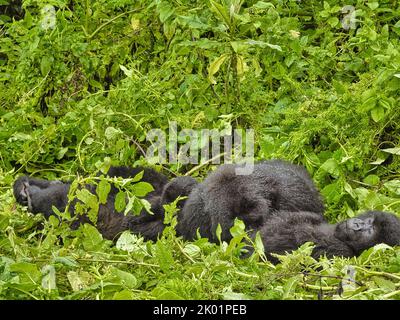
(13, 167, 198, 241)
(12, 161, 400, 263)
(256, 210, 400, 263)
(176, 160, 325, 242)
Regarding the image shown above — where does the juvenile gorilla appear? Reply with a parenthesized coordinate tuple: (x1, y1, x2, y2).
(256, 210, 400, 263)
(176, 160, 325, 242)
(13, 167, 198, 241)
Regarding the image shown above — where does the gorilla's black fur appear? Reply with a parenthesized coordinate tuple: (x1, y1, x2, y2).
(13, 161, 400, 263)
(256, 210, 400, 263)
(13, 167, 197, 241)
(176, 160, 325, 242)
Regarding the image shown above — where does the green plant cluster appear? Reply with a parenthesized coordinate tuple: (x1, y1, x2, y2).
(1, 0, 400, 299)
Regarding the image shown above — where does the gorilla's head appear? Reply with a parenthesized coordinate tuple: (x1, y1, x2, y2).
(335, 211, 400, 255)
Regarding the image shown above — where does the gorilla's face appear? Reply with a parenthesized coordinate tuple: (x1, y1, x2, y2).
(335, 216, 378, 253)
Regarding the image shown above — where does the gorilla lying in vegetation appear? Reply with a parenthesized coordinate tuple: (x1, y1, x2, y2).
(13, 166, 197, 241)
(255, 210, 400, 263)
(13, 160, 400, 262)
(176, 160, 325, 242)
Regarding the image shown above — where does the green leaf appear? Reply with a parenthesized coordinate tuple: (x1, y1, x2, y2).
(81, 224, 103, 251)
(327, 17, 339, 27)
(10, 262, 41, 283)
(252, 1, 275, 9)
(363, 175, 380, 186)
(132, 182, 154, 197)
(132, 170, 144, 183)
(182, 244, 201, 258)
(382, 147, 400, 155)
(229, 218, 246, 238)
(40, 55, 54, 76)
(208, 54, 228, 84)
(155, 241, 174, 272)
(367, 2, 379, 10)
(254, 231, 265, 256)
(157, 1, 175, 23)
(210, 0, 231, 27)
(371, 106, 385, 122)
(320, 158, 340, 177)
(113, 289, 135, 300)
(110, 268, 138, 289)
(152, 287, 184, 300)
(115, 191, 127, 213)
(283, 276, 299, 299)
(105, 127, 122, 140)
(96, 179, 111, 204)
(373, 276, 395, 291)
(41, 265, 57, 291)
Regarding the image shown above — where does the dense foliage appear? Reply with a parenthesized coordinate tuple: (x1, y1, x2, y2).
(1, 0, 400, 300)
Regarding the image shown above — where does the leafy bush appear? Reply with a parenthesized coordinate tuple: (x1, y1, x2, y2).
(1, 0, 400, 299)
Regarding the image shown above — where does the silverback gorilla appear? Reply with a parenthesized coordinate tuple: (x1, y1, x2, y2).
(13, 160, 400, 262)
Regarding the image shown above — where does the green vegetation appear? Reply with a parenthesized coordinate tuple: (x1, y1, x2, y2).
(1, 0, 400, 299)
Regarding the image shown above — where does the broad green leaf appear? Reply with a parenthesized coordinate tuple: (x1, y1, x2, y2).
(229, 218, 246, 238)
(208, 54, 228, 84)
(110, 268, 138, 289)
(371, 106, 385, 122)
(363, 174, 380, 186)
(81, 224, 103, 251)
(182, 244, 201, 258)
(320, 158, 340, 177)
(105, 126, 122, 140)
(373, 276, 395, 291)
(132, 170, 144, 183)
(96, 179, 111, 204)
(115, 191, 127, 213)
(10, 262, 41, 283)
(157, 1, 175, 23)
(40, 55, 54, 76)
(132, 182, 154, 197)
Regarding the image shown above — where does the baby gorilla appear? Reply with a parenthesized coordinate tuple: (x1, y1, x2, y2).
(176, 160, 325, 242)
(257, 210, 400, 263)
(13, 167, 198, 241)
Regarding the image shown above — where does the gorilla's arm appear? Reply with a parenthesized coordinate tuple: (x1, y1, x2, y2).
(106, 166, 168, 194)
(161, 176, 198, 208)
